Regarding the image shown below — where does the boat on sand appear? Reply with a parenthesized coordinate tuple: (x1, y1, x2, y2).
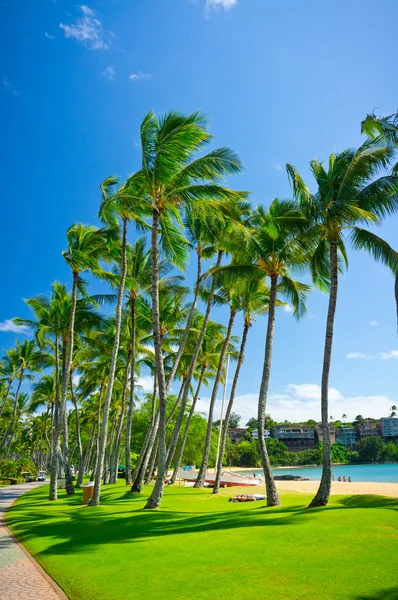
(177, 469, 264, 487)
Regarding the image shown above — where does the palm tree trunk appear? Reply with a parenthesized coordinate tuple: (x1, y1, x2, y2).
(50, 337, 61, 500)
(70, 374, 84, 488)
(257, 275, 281, 507)
(0, 377, 13, 420)
(0, 368, 23, 452)
(170, 364, 206, 484)
(61, 271, 79, 494)
(395, 272, 398, 333)
(308, 239, 338, 508)
(144, 438, 159, 484)
(83, 421, 96, 476)
(125, 296, 137, 485)
(166, 248, 202, 391)
(214, 319, 250, 494)
(111, 353, 130, 484)
(144, 210, 170, 510)
(130, 374, 157, 489)
(103, 416, 117, 484)
(195, 307, 236, 488)
(92, 218, 128, 506)
(60, 342, 74, 495)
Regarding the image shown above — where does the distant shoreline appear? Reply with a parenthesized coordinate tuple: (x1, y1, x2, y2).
(226, 461, 398, 472)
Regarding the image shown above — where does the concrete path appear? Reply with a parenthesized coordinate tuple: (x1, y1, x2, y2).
(0, 482, 68, 599)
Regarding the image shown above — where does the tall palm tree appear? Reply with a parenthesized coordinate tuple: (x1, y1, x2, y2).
(361, 112, 398, 333)
(0, 340, 47, 453)
(287, 138, 398, 507)
(124, 111, 246, 510)
(210, 200, 311, 505)
(91, 175, 148, 507)
(0, 349, 20, 419)
(213, 278, 275, 494)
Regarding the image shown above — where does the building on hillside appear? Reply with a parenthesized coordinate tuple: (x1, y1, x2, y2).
(355, 419, 380, 439)
(379, 417, 398, 440)
(270, 425, 316, 452)
(314, 423, 336, 446)
(251, 429, 270, 440)
(335, 426, 357, 448)
(227, 428, 247, 443)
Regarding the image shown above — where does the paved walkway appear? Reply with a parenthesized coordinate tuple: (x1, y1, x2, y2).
(0, 482, 68, 599)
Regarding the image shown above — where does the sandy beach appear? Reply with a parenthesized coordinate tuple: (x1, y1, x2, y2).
(275, 480, 398, 497)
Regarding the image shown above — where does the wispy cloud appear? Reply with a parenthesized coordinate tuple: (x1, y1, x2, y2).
(271, 160, 282, 171)
(370, 321, 378, 326)
(136, 375, 154, 392)
(347, 350, 398, 360)
(102, 65, 115, 81)
(59, 5, 108, 50)
(205, 0, 237, 13)
(2, 76, 19, 96)
(283, 304, 293, 313)
(0, 319, 30, 335)
(45, 32, 55, 40)
(198, 381, 394, 423)
(129, 71, 151, 82)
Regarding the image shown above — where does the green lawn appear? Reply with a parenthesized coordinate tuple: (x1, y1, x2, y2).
(6, 481, 398, 600)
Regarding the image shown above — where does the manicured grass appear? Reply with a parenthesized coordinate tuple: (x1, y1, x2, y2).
(6, 481, 398, 600)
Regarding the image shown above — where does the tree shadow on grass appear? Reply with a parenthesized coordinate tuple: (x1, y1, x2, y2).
(353, 586, 398, 599)
(336, 495, 398, 510)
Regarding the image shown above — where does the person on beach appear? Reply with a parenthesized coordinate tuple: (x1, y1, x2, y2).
(228, 494, 266, 503)
(333, 475, 335, 481)
(338, 476, 342, 482)
(348, 477, 351, 483)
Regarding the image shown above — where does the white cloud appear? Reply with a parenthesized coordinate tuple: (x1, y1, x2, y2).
(129, 72, 151, 82)
(59, 5, 108, 50)
(205, 0, 237, 12)
(379, 350, 398, 360)
(0, 319, 30, 335)
(347, 352, 372, 359)
(2, 77, 19, 96)
(283, 304, 293, 313)
(272, 160, 283, 171)
(136, 375, 155, 392)
(196, 382, 395, 424)
(102, 65, 115, 81)
(347, 350, 398, 361)
(370, 321, 378, 326)
(45, 32, 55, 40)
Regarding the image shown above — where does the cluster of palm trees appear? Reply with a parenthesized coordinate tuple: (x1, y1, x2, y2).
(1, 111, 397, 510)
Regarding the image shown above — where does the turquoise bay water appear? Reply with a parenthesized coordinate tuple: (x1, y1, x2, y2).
(249, 463, 398, 483)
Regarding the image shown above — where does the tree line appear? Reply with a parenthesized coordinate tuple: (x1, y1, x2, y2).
(1, 111, 397, 509)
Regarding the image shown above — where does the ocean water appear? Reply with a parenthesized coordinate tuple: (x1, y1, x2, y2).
(248, 463, 398, 483)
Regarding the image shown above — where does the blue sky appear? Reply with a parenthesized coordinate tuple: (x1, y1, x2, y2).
(1, 0, 397, 424)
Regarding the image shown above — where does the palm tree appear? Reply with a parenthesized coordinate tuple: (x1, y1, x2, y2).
(287, 138, 398, 507)
(124, 111, 246, 510)
(0, 340, 47, 454)
(213, 278, 274, 494)
(361, 112, 398, 333)
(0, 349, 20, 419)
(210, 200, 311, 505)
(90, 175, 148, 507)
(30, 373, 57, 469)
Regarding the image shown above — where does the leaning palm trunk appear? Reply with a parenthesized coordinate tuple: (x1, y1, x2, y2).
(0, 368, 23, 453)
(125, 298, 136, 485)
(70, 375, 84, 488)
(214, 320, 250, 494)
(110, 354, 130, 484)
(395, 272, 398, 332)
(60, 344, 74, 495)
(144, 211, 170, 510)
(0, 377, 14, 420)
(170, 365, 206, 484)
(83, 421, 96, 476)
(92, 219, 128, 506)
(257, 275, 281, 507)
(195, 307, 236, 488)
(61, 272, 79, 495)
(167, 252, 222, 475)
(144, 438, 159, 484)
(49, 336, 61, 499)
(308, 240, 338, 508)
(132, 405, 160, 493)
(103, 417, 118, 484)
